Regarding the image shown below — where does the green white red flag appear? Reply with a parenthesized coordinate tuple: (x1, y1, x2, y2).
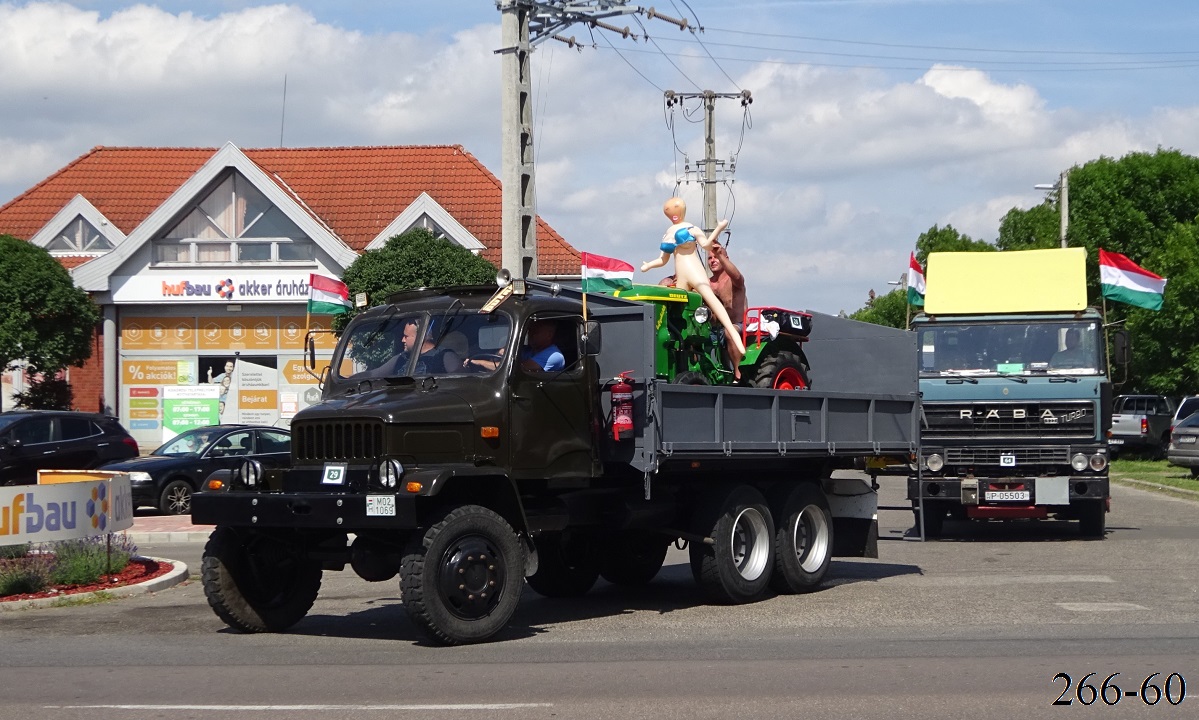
(906, 251, 926, 306)
(308, 273, 352, 315)
(1099, 249, 1165, 311)
(581, 252, 634, 293)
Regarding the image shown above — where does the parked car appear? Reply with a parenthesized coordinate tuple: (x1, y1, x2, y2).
(1109, 394, 1177, 458)
(1172, 395, 1199, 432)
(1167, 412, 1199, 478)
(99, 425, 291, 515)
(0, 410, 139, 486)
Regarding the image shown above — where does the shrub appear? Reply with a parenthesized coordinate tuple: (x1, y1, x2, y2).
(48, 535, 136, 586)
(0, 554, 52, 596)
(0, 543, 31, 560)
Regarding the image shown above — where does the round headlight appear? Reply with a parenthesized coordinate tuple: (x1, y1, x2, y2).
(1071, 453, 1088, 472)
(1089, 453, 1107, 471)
(693, 306, 710, 324)
(378, 458, 403, 489)
(925, 453, 945, 472)
(240, 459, 262, 487)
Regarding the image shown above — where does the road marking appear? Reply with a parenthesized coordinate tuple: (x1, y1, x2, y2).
(1055, 602, 1148, 612)
(885, 574, 1115, 587)
(50, 704, 553, 712)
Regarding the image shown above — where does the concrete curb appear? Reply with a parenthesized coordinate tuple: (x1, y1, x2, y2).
(127, 530, 213, 545)
(1112, 476, 1199, 501)
(0, 555, 190, 612)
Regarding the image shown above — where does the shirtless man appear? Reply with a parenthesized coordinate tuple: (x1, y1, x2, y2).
(707, 241, 747, 371)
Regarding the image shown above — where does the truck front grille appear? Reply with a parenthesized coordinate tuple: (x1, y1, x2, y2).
(923, 401, 1094, 440)
(944, 447, 1070, 466)
(293, 419, 384, 462)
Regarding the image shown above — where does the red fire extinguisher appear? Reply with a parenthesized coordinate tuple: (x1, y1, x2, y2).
(610, 371, 634, 441)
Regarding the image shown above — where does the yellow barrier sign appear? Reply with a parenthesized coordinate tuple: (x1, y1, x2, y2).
(925, 248, 1088, 315)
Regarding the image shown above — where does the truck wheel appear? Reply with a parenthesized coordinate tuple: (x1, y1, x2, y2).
(598, 531, 670, 586)
(1192, 468, 1199, 479)
(159, 478, 193, 515)
(752, 350, 810, 390)
(400, 505, 524, 645)
(1077, 500, 1107, 538)
(915, 501, 946, 538)
(526, 531, 600, 597)
(201, 526, 322, 633)
(770, 484, 833, 594)
(689, 485, 775, 603)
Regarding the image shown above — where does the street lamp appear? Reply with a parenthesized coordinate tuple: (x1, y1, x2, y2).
(1035, 169, 1068, 248)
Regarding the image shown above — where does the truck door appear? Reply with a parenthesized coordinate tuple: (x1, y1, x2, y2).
(508, 315, 597, 479)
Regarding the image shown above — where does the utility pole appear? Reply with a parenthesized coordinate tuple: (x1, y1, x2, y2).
(664, 89, 752, 235)
(1059, 170, 1069, 249)
(495, 0, 645, 279)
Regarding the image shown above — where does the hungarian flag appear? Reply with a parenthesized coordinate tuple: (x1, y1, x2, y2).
(1099, 249, 1166, 311)
(906, 251, 926, 306)
(308, 273, 352, 315)
(581, 252, 634, 293)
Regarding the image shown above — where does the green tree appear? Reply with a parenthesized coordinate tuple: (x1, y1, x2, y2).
(915, 224, 995, 266)
(849, 288, 908, 329)
(996, 202, 1059, 251)
(336, 229, 497, 330)
(0, 235, 99, 411)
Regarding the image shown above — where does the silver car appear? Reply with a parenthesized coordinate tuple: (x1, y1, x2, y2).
(1167, 412, 1199, 478)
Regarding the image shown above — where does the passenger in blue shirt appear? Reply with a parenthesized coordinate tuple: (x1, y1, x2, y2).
(520, 320, 565, 372)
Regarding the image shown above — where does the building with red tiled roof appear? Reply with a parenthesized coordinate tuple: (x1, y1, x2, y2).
(0, 143, 580, 447)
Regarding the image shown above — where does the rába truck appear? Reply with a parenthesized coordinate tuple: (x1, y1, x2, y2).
(909, 248, 1111, 538)
(193, 278, 918, 644)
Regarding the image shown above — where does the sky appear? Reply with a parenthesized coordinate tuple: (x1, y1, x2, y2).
(2, 0, 1198, 314)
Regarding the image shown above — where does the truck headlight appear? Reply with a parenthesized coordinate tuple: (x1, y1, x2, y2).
(925, 454, 944, 472)
(240, 459, 262, 487)
(1089, 453, 1107, 471)
(378, 459, 404, 489)
(1071, 453, 1088, 472)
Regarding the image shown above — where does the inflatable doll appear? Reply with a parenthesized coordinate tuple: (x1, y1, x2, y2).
(641, 197, 746, 373)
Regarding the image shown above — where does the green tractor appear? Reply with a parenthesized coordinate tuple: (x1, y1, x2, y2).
(610, 284, 812, 389)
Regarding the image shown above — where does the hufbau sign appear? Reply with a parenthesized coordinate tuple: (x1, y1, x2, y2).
(0, 473, 133, 545)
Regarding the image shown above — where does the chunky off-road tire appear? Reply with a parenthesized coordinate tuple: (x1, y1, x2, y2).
(770, 484, 833, 594)
(673, 371, 709, 385)
(1077, 499, 1107, 539)
(915, 500, 947, 538)
(598, 531, 670, 586)
(201, 526, 323, 633)
(159, 478, 193, 515)
(751, 350, 810, 390)
(400, 505, 524, 645)
(689, 485, 776, 603)
(526, 531, 600, 597)
(1191, 468, 1199, 479)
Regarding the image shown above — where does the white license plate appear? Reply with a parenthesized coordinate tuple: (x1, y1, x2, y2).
(985, 490, 1030, 502)
(1180, 436, 1197, 444)
(1108, 438, 1124, 445)
(366, 495, 396, 517)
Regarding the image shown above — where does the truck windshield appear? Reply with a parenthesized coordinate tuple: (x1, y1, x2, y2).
(917, 320, 1103, 377)
(335, 310, 512, 381)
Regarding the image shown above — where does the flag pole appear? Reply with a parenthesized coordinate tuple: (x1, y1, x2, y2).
(582, 288, 588, 322)
(1102, 295, 1112, 379)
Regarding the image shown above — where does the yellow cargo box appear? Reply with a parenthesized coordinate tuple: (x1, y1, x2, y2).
(924, 247, 1088, 314)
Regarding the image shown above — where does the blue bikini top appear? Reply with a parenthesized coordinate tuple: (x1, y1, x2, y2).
(660, 225, 697, 254)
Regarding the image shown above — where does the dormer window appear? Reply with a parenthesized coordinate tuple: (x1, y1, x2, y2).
(46, 216, 115, 253)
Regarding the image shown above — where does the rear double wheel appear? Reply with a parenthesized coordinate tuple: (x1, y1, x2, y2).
(400, 505, 525, 645)
(770, 484, 833, 593)
(201, 526, 323, 633)
(690, 485, 775, 603)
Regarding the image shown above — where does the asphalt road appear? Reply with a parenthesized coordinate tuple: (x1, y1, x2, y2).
(1, 475, 1196, 719)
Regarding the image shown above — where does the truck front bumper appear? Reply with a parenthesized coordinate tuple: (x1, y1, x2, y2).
(906, 474, 1109, 505)
(191, 490, 418, 530)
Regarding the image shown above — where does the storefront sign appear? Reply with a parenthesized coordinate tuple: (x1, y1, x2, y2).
(111, 271, 318, 304)
(162, 385, 220, 439)
(0, 475, 133, 544)
(121, 318, 197, 351)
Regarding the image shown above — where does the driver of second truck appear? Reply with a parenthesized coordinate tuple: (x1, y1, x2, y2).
(520, 319, 566, 372)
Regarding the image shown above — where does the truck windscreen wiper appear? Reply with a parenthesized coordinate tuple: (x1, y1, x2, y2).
(939, 370, 978, 384)
(996, 372, 1028, 384)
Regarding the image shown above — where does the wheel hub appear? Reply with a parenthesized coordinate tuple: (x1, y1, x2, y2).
(729, 508, 770, 580)
(792, 505, 830, 573)
(437, 535, 505, 620)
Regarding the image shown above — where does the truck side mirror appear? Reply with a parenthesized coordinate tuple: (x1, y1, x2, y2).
(582, 321, 602, 357)
(306, 334, 317, 370)
(1112, 329, 1131, 366)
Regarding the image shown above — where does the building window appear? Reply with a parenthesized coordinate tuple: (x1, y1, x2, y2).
(46, 216, 114, 253)
(153, 171, 314, 266)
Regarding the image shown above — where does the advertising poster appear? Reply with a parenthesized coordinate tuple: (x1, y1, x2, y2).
(232, 358, 279, 425)
(162, 385, 220, 440)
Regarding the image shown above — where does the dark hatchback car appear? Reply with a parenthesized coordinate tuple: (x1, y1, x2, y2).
(1167, 412, 1199, 478)
(0, 410, 139, 486)
(100, 425, 291, 515)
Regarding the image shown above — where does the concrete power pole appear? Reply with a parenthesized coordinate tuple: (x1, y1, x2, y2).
(664, 89, 752, 235)
(495, 0, 643, 280)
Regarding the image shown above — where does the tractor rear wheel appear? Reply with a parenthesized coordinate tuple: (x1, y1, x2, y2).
(752, 350, 810, 390)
